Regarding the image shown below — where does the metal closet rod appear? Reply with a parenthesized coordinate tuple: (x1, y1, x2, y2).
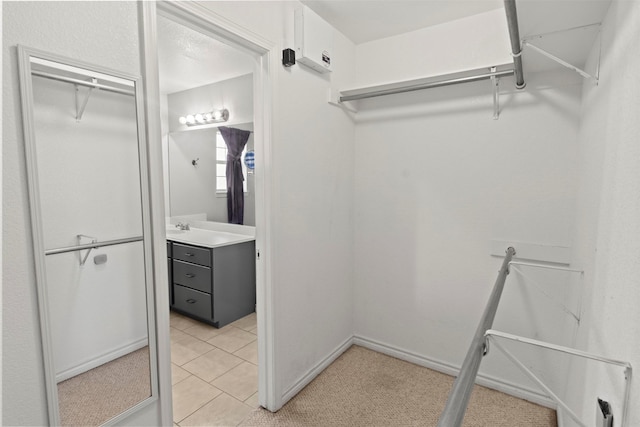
(437, 247, 516, 427)
(339, 66, 515, 102)
(504, 0, 526, 89)
(45, 236, 143, 256)
(31, 70, 135, 96)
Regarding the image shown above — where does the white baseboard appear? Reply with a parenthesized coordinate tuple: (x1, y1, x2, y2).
(279, 334, 556, 413)
(281, 336, 354, 405)
(353, 334, 556, 410)
(56, 337, 149, 383)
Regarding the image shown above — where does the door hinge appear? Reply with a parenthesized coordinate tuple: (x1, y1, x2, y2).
(257, 250, 260, 260)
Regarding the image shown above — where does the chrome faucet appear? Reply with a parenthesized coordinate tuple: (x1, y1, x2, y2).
(175, 222, 190, 231)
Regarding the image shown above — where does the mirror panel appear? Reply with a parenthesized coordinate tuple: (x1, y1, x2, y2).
(167, 123, 255, 225)
(18, 47, 156, 426)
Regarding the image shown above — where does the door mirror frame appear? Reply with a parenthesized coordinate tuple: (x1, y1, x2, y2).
(16, 45, 159, 426)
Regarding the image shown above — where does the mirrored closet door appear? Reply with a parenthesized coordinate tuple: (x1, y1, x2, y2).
(17, 46, 158, 426)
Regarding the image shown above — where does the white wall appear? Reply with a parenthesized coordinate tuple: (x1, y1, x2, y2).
(567, 0, 640, 424)
(352, 8, 584, 403)
(167, 73, 253, 133)
(2, 2, 161, 425)
(161, 94, 171, 216)
(166, 74, 256, 225)
(199, 1, 357, 403)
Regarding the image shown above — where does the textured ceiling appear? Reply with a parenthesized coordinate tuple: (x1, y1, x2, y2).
(157, 15, 255, 95)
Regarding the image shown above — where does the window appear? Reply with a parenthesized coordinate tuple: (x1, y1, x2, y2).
(216, 131, 248, 193)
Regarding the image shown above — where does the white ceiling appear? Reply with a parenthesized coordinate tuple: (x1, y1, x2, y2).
(157, 15, 255, 95)
(301, 0, 504, 44)
(303, 0, 612, 73)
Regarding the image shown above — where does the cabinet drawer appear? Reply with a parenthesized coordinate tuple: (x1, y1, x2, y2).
(172, 243, 211, 267)
(172, 260, 211, 293)
(173, 285, 212, 320)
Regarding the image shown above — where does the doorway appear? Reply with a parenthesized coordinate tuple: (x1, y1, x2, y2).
(141, 2, 275, 425)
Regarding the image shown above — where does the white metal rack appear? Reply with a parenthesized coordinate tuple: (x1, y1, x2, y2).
(437, 249, 633, 427)
(30, 57, 135, 122)
(484, 329, 632, 427)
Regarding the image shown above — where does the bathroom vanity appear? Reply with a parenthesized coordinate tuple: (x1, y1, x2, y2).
(167, 228, 256, 328)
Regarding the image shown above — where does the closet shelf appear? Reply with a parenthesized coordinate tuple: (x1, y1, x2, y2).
(337, 63, 514, 103)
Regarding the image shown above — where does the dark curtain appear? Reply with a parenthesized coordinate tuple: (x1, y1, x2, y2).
(219, 126, 251, 224)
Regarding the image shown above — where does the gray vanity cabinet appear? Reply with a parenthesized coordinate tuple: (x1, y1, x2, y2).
(168, 240, 256, 328)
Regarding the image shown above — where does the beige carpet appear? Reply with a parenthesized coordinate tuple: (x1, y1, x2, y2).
(57, 346, 151, 426)
(242, 346, 556, 426)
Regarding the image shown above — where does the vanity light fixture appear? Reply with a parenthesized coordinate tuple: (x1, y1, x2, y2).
(178, 108, 229, 126)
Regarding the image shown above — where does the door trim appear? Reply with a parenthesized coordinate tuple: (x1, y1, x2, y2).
(139, 2, 278, 422)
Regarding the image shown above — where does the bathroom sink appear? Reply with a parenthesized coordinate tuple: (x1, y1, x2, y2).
(166, 228, 186, 235)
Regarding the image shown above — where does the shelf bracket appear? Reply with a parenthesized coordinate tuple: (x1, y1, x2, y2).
(77, 234, 97, 266)
(75, 79, 96, 122)
(490, 67, 500, 120)
(522, 40, 598, 83)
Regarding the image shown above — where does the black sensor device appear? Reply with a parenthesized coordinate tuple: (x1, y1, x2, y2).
(282, 48, 295, 67)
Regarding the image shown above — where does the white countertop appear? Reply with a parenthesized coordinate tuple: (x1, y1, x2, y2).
(166, 227, 255, 249)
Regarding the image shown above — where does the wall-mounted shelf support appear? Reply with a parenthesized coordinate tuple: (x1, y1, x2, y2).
(523, 22, 601, 42)
(490, 67, 500, 120)
(76, 234, 97, 266)
(485, 330, 632, 427)
(522, 40, 598, 83)
(508, 261, 584, 322)
(31, 63, 134, 123)
(74, 81, 95, 122)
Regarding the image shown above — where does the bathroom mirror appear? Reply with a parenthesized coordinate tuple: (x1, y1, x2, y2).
(17, 46, 157, 426)
(166, 122, 256, 225)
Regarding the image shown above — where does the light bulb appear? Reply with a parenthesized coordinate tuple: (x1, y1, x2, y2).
(186, 115, 195, 124)
(195, 113, 204, 123)
(178, 116, 187, 125)
(213, 110, 222, 120)
(204, 112, 213, 121)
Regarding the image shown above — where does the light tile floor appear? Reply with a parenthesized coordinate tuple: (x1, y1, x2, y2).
(170, 311, 258, 426)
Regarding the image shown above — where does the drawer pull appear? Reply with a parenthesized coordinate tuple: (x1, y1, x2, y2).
(185, 252, 195, 257)
(185, 273, 196, 278)
(186, 299, 197, 304)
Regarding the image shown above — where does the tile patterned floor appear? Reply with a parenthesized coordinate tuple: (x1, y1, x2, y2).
(170, 311, 258, 426)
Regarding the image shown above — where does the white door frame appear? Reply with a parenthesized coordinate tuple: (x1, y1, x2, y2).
(139, 1, 277, 423)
